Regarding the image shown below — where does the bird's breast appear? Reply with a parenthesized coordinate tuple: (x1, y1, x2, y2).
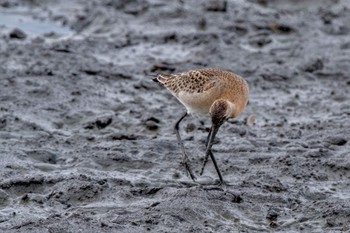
(177, 90, 221, 115)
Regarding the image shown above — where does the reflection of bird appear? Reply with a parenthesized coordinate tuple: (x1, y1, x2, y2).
(154, 68, 249, 184)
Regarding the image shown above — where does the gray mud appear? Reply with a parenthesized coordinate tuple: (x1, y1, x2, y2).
(1, 0, 350, 232)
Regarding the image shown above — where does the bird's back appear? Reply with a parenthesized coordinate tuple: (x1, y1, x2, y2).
(155, 68, 249, 116)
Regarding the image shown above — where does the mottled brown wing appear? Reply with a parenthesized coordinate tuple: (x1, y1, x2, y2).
(174, 69, 220, 93)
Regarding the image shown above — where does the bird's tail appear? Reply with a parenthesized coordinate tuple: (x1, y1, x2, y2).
(152, 76, 160, 83)
(152, 74, 170, 84)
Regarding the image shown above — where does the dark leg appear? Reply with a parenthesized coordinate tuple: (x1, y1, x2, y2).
(174, 112, 196, 181)
(200, 123, 224, 184)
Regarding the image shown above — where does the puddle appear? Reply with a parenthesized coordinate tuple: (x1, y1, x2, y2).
(0, 11, 73, 37)
(248, 0, 350, 11)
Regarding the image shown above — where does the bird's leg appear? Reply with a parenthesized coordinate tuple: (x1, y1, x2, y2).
(200, 122, 224, 184)
(174, 112, 196, 181)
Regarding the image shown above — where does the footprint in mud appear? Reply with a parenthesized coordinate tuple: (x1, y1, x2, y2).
(248, 35, 272, 48)
(321, 24, 349, 36)
(61, 111, 85, 126)
(300, 58, 324, 73)
(240, 34, 273, 52)
(0, 189, 9, 208)
(27, 87, 51, 98)
(25, 149, 58, 164)
(83, 115, 113, 130)
(46, 177, 107, 206)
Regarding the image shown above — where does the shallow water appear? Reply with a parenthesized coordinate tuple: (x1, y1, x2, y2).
(0, 10, 72, 36)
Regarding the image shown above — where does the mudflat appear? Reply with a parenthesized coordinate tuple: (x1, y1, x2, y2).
(0, 0, 350, 232)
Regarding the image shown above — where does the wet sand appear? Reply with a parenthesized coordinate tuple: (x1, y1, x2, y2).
(1, 0, 350, 232)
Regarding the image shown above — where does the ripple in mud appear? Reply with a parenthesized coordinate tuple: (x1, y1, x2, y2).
(83, 115, 113, 130)
(0, 177, 50, 196)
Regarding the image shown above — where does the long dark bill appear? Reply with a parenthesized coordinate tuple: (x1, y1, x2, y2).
(200, 122, 224, 183)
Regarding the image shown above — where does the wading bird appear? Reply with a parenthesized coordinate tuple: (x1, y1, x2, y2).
(154, 68, 249, 184)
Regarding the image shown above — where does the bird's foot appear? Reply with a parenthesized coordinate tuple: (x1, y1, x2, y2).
(217, 179, 227, 187)
(181, 159, 196, 181)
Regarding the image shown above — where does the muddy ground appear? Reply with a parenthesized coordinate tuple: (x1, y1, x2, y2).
(0, 0, 350, 232)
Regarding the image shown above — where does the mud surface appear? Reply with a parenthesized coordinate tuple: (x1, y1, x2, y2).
(1, 0, 350, 232)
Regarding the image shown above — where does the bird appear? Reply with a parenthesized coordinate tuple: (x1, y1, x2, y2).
(153, 67, 249, 184)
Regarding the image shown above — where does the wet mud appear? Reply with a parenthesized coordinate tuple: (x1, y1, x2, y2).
(1, 0, 350, 232)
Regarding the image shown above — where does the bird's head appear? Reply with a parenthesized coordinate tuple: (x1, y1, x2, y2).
(209, 99, 236, 126)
